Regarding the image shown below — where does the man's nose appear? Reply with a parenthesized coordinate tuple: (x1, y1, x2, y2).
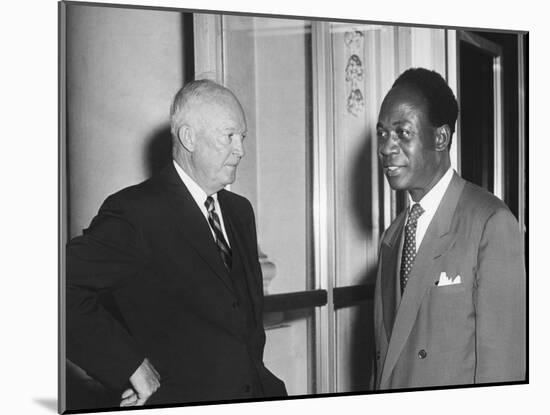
(232, 136, 245, 158)
(378, 134, 399, 157)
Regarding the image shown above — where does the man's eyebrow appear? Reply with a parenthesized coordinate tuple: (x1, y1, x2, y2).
(376, 120, 411, 129)
(391, 120, 412, 127)
(224, 128, 247, 136)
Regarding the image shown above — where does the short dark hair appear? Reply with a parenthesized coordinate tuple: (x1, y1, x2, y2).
(392, 67, 459, 142)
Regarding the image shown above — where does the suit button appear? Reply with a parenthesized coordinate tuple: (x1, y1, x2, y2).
(233, 301, 240, 309)
(244, 384, 251, 393)
(418, 349, 427, 359)
(376, 351, 381, 360)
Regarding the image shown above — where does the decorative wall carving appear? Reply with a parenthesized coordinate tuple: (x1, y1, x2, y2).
(344, 30, 365, 116)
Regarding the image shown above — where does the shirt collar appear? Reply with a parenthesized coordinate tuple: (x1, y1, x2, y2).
(408, 167, 454, 215)
(173, 160, 218, 208)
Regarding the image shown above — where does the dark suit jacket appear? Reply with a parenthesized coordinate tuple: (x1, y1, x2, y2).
(66, 163, 286, 405)
(373, 173, 526, 389)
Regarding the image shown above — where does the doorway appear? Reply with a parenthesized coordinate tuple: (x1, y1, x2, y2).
(457, 30, 527, 228)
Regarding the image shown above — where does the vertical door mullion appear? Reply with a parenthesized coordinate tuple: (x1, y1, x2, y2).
(312, 21, 337, 394)
(193, 14, 223, 82)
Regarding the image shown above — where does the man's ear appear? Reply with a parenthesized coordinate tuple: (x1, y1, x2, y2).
(177, 124, 195, 152)
(434, 125, 451, 152)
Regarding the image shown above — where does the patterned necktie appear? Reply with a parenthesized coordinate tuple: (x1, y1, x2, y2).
(400, 203, 425, 294)
(205, 196, 232, 270)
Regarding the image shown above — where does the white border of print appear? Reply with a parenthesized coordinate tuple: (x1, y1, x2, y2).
(2, 0, 544, 414)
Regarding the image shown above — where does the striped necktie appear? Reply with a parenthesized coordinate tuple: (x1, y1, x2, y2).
(205, 196, 232, 270)
(400, 203, 425, 294)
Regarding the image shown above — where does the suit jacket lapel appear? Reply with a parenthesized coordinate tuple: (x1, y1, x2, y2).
(218, 191, 262, 325)
(380, 173, 465, 386)
(156, 164, 236, 295)
(380, 211, 407, 341)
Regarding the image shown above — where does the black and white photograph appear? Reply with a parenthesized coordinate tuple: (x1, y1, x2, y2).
(2, 0, 547, 414)
(58, 0, 529, 412)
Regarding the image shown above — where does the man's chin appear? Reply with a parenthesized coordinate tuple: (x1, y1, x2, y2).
(221, 173, 237, 188)
(386, 176, 408, 191)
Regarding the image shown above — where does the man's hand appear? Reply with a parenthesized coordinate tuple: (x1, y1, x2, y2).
(120, 358, 161, 407)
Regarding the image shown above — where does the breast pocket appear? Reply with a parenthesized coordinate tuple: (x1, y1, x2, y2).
(433, 283, 466, 294)
(424, 284, 470, 353)
(428, 283, 468, 316)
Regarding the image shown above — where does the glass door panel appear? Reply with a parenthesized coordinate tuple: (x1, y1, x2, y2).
(223, 15, 314, 296)
(219, 15, 316, 395)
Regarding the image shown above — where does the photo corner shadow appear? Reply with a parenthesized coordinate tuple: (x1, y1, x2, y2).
(34, 398, 57, 413)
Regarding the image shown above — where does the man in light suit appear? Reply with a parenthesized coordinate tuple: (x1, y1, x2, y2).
(373, 68, 525, 390)
(66, 79, 287, 408)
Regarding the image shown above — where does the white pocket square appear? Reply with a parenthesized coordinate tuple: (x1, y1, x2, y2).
(436, 272, 461, 286)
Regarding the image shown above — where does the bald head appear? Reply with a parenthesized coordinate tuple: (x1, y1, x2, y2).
(170, 80, 247, 195)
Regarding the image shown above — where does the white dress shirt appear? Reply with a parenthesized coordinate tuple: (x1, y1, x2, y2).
(173, 160, 231, 247)
(406, 166, 454, 249)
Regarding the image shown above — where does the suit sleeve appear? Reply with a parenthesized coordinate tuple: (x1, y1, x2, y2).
(244, 201, 265, 335)
(66, 194, 147, 389)
(474, 207, 526, 383)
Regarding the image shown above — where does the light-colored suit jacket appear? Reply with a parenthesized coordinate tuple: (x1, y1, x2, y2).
(373, 173, 526, 390)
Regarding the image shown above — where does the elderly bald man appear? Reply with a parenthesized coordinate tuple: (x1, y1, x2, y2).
(66, 79, 287, 408)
